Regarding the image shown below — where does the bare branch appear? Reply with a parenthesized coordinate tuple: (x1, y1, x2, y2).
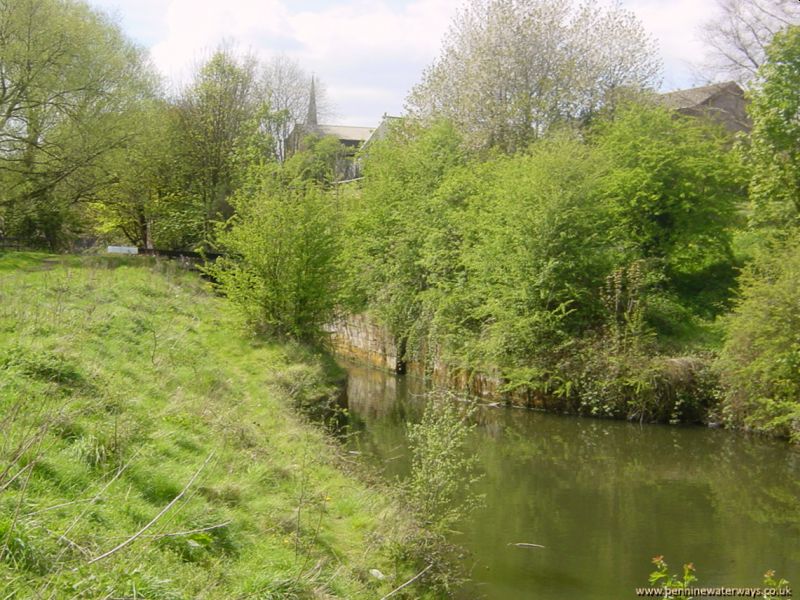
(379, 564, 433, 600)
(85, 452, 215, 566)
(699, 0, 800, 83)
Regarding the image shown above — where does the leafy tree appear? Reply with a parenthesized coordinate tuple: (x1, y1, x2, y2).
(342, 121, 614, 378)
(89, 100, 179, 248)
(339, 120, 466, 348)
(173, 47, 260, 247)
(407, 0, 661, 152)
(592, 102, 745, 318)
(0, 0, 155, 248)
(716, 26, 800, 441)
(746, 25, 800, 232)
(448, 134, 613, 373)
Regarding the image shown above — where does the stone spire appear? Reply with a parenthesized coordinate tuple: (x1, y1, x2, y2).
(305, 75, 318, 128)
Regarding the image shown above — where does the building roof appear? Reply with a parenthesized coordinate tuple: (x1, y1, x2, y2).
(658, 81, 743, 110)
(362, 115, 402, 149)
(318, 124, 375, 143)
(657, 80, 750, 133)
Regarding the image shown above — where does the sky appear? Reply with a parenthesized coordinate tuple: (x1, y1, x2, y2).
(87, 0, 722, 127)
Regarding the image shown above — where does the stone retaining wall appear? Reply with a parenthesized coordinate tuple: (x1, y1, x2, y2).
(327, 314, 559, 408)
(326, 314, 401, 373)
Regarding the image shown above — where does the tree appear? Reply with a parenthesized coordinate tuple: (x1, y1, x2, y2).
(339, 120, 466, 348)
(0, 0, 155, 248)
(406, 0, 661, 152)
(454, 134, 613, 370)
(173, 47, 260, 247)
(701, 0, 800, 84)
(593, 102, 745, 318)
(89, 100, 196, 249)
(258, 55, 330, 162)
(746, 25, 800, 231)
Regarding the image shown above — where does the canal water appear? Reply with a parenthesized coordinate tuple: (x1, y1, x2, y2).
(340, 361, 800, 599)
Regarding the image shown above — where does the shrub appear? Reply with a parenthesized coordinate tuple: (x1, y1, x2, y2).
(717, 237, 800, 441)
(406, 390, 482, 533)
(208, 173, 340, 341)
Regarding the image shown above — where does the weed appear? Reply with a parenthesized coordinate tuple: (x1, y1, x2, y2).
(0, 347, 83, 388)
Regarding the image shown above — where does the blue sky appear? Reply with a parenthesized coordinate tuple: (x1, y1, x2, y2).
(87, 0, 722, 126)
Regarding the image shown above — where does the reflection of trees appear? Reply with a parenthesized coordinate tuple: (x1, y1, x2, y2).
(342, 363, 800, 598)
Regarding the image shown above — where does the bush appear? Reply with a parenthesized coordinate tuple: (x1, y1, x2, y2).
(208, 173, 340, 341)
(717, 237, 800, 441)
(593, 102, 744, 319)
(406, 390, 482, 532)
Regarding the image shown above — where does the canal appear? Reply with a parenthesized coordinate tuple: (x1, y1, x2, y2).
(340, 361, 800, 599)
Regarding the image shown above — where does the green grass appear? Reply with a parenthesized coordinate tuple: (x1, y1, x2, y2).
(0, 252, 425, 598)
(0, 251, 55, 272)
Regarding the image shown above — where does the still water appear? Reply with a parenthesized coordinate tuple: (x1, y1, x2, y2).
(340, 361, 800, 600)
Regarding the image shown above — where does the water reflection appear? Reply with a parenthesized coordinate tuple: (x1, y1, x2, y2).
(341, 361, 800, 600)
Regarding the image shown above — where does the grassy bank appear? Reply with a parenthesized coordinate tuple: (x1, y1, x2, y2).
(0, 252, 425, 598)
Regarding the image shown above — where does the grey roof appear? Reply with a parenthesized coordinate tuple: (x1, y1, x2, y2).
(362, 115, 402, 148)
(318, 124, 375, 142)
(658, 81, 743, 110)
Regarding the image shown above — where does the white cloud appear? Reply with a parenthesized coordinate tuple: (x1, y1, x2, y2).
(149, 0, 292, 84)
(90, 0, 724, 125)
(138, 0, 461, 123)
(620, 0, 720, 89)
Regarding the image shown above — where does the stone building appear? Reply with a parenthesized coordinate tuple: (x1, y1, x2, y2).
(658, 81, 750, 134)
(286, 78, 375, 180)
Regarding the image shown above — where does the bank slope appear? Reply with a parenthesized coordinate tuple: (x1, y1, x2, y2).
(0, 253, 419, 599)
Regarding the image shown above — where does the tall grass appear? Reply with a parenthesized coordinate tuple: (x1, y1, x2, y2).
(0, 252, 428, 598)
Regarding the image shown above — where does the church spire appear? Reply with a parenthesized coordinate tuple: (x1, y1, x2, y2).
(305, 75, 318, 128)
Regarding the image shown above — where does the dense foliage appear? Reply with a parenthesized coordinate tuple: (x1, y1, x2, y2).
(718, 239, 800, 441)
(0, 1, 326, 253)
(0, 0, 154, 248)
(341, 103, 742, 417)
(713, 26, 800, 441)
(746, 25, 800, 232)
(208, 165, 341, 340)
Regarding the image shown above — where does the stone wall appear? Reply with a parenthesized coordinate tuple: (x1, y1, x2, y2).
(326, 314, 401, 373)
(327, 314, 560, 408)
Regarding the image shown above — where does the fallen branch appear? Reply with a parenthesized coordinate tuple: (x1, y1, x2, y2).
(61, 448, 142, 542)
(86, 451, 215, 566)
(26, 498, 92, 516)
(380, 563, 433, 600)
(508, 542, 545, 549)
(151, 520, 231, 540)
